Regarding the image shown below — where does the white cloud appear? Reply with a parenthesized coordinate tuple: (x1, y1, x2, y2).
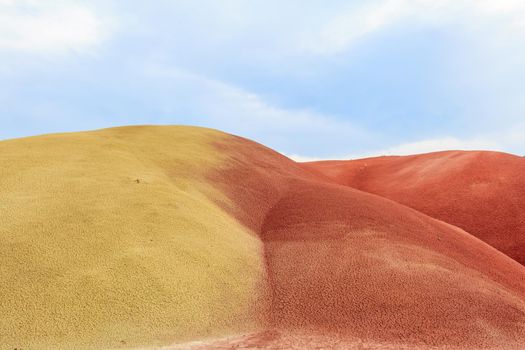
(301, 0, 411, 55)
(290, 136, 500, 161)
(0, 0, 110, 54)
(143, 64, 371, 148)
(287, 154, 324, 162)
(303, 0, 525, 55)
(291, 130, 525, 162)
(358, 136, 502, 157)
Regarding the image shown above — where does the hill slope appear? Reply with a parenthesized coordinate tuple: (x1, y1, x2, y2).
(211, 138, 525, 349)
(1, 127, 524, 349)
(0, 126, 269, 349)
(303, 151, 525, 264)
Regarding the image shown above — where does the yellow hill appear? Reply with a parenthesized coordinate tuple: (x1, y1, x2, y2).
(0, 126, 269, 349)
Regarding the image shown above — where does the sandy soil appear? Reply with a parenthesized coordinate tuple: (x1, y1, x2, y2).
(159, 329, 521, 350)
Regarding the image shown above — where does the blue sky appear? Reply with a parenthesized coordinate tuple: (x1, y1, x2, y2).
(1, 0, 525, 159)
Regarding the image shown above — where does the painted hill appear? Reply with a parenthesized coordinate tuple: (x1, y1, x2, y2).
(0, 127, 269, 349)
(1, 127, 524, 350)
(303, 151, 525, 265)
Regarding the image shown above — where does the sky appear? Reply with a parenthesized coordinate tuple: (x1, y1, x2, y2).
(1, 0, 525, 160)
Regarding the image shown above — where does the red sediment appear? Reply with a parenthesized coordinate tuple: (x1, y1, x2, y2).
(211, 135, 324, 233)
(209, 139, 525, 349)
(303, 151, 525, 265)
(171, 328, 521, 350)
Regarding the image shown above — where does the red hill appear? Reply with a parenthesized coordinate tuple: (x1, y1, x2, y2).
(304, 151, 525, 265)
(209, 139, 525, 349)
